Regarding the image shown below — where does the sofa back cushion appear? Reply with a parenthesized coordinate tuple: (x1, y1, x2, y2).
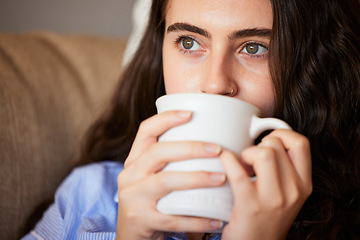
(0, 31, 126, 239)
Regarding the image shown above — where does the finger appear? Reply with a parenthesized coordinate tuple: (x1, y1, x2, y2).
(150, 213, 223, 233)
(266, 129, 312, 188)
(240, 146, 283, 199)
(257, 136, 301, 203)
(118, 141, 222, 191)
(142, 171, 227, 198)
(259, 136, 294, 178)
(126, 110, 192, 166)
(130, 141, 222, 176)
(219, 150, 256, 200)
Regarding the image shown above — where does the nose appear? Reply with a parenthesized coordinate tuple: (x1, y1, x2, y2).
(200, 53, 237, 96)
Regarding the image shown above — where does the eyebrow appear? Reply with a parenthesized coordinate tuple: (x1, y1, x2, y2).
(167, 22, 210, 38)
(166, 22, 272, 40)
(228, 28, 272, 40)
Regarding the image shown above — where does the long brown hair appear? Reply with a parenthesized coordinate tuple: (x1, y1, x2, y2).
(81, 0, 167, 163)
(269, 0, 360, 239)
(81, 0, 360, 238)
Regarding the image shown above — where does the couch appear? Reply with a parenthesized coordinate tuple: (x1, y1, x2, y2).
(0, 0, 152, 238)
(0, 31, 127, 239)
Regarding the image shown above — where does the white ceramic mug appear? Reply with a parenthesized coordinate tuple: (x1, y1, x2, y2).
(155, 93, 291, 224)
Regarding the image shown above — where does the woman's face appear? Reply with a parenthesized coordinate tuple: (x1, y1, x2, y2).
(162, 0, 274, 116)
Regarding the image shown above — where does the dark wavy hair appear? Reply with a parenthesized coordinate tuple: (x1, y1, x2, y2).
(81, 0, 360, 238)
(270, 0, 360, 239)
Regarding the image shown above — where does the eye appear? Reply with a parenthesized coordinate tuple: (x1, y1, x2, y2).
(177, 36, 203, 53)
(241, 42, 268, 56)
(182, 38, 194, 49)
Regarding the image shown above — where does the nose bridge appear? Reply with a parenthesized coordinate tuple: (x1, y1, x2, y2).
(201, 50, 233, 95)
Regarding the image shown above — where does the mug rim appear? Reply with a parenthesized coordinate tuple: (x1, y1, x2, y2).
(156, 93, 261, 112)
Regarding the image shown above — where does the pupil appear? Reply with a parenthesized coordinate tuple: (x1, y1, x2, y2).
(182, 38, 194, 49)
(246, 44, 259, 54)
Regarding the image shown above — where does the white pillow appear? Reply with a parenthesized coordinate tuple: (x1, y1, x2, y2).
(122, 0, 152, 66)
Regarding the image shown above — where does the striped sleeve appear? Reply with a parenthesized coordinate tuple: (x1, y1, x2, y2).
(21, 203, 65, 239)
(21, 162, 121, 240)
(77, 232, 117, 240)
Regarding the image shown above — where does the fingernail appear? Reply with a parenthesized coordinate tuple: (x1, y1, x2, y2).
(177, 110, 192, 119)
(210, 220, 223, 229)
(205, 143, 222, 154)
(210, 173, 226, 183)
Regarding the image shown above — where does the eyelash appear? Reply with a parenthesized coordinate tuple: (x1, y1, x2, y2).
(174, 35, 269, 58)
(239, 41, 268, 59)
(174, 35, 202, 55)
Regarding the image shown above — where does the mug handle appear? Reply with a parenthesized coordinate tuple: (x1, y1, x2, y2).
(249, 115, 292, 140)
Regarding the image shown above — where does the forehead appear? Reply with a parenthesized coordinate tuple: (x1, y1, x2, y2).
(165, 0, 273, 32)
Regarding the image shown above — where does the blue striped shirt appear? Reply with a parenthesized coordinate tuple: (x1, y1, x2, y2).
(21, 162, 222, 240)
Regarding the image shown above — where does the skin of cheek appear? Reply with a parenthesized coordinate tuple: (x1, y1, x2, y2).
(163, 45, 206, 94)
(234, 57, 275, 117)
(239, 79, 275, 117)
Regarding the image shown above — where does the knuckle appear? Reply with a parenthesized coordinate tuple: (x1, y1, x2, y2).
(239, 146, 255, 159)
(289, 187, 302, 206)
(138, 120, 150, 134)
(125, 207, 139, 222)
(123, 156, 134, 168)
(117, 171, 129, 189)
(161, 217, 180, 231)
(248, 201, 262, 216)
(262, 136, 281, 145)
(117, 173, 124, 186)
(288, 182, 313, 207)
(270, 194, 286, 210)
(145, 144, 168, 166)
(305, 182, 313, 197)
(258, 147, 276, 161)
(147, 143, 161, 157)
(153, 172, 171, 189)
(294, 135, 310, 150)
(124, 206, 147, 229)
(117, 186, 133, 202)
(139, 229, 156, 239)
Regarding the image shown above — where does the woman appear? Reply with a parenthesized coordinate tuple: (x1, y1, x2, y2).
(23, 0, 360, 239)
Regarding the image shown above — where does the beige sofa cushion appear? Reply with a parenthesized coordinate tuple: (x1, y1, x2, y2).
(0, 31, 126, 239)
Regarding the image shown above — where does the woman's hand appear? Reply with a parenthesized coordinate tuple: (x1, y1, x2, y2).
(115, 111, 225, 240)
(220, 129, 312, 240)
